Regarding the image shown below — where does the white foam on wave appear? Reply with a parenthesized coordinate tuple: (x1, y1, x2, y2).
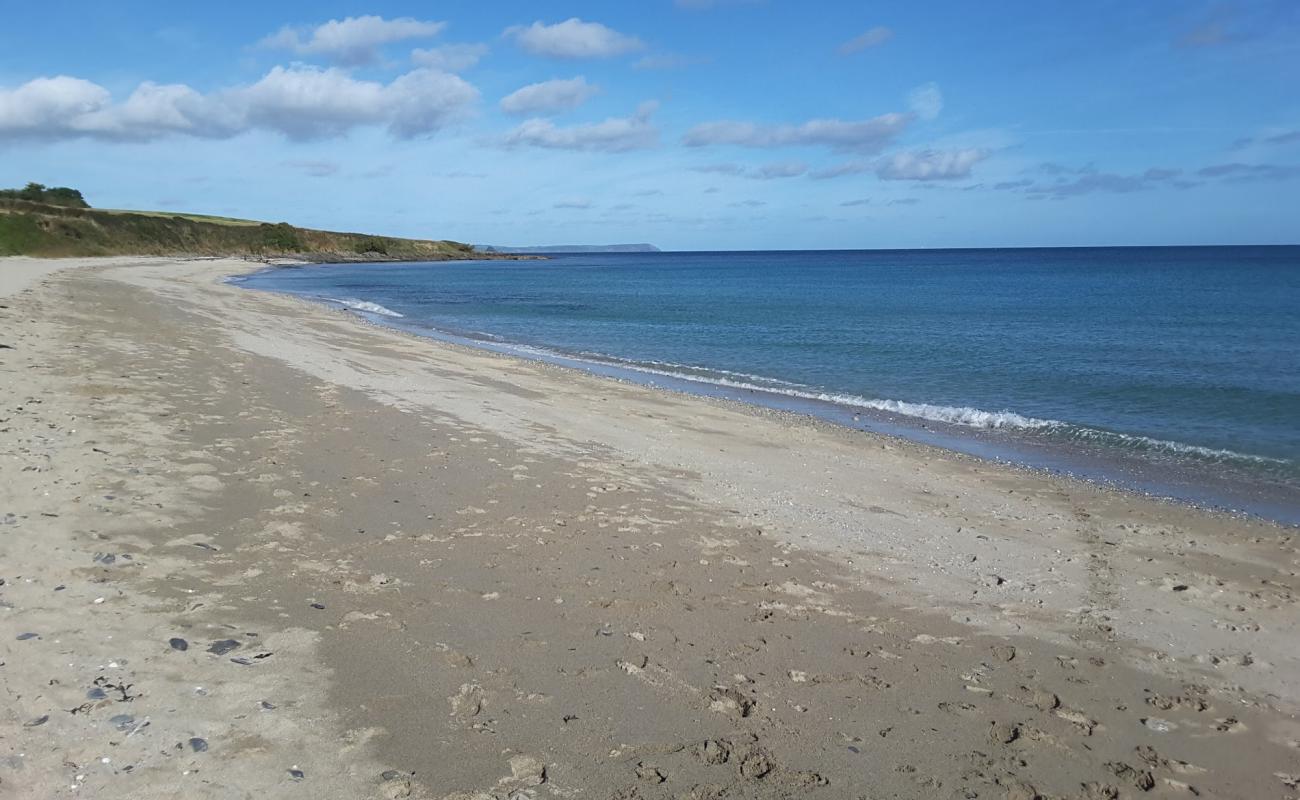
(325, 297, 405, 318)
(533, 353, 1288, 467)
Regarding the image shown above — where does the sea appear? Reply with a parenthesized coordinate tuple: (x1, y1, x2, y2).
(236, 246, 1300, 524)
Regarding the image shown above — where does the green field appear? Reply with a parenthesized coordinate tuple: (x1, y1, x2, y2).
(0, 185, 486, 261)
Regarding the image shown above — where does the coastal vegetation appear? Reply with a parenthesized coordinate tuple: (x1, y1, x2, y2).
(0, 184, 483, 261)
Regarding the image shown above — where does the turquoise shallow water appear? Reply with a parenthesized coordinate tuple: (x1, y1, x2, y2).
(239, 246, 1300, 522)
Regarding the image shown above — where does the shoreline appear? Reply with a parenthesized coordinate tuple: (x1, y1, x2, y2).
(235, 261, 1299, 527)
(3, 256, 1298, 799)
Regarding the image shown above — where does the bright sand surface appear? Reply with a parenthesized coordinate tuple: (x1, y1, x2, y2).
(1, 256, 1297, 799)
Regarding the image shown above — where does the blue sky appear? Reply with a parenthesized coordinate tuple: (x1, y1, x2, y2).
(2, 1, 1298, 249)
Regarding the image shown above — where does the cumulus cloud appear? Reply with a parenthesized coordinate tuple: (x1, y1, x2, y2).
(0, 66, 479, 143)
(238, 66, 478, 139)
(683, 112, 911, 153)
(839, 26, 893, 54)
(0, 76, 236, 141)
(501, 101, 659, 152)
(505, 18, 644, 58)
(500, 77, 598, 115)
(875, 148, 989, 181)
(907, 83, 943, 121)
(412, 43, 489, 71)
(261, 15, 446, 65)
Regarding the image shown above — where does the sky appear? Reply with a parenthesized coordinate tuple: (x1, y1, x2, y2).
(2, 1, 1298, 250)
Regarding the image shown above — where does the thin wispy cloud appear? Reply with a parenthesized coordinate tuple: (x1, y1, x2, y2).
(876, 149, 989, 181)
(260, 15, 446, 65)
(501, 101, 659, 152)
(1197, 163, 1300, 182)
(839, 26, 893, 54)
(505, 18, 644, 59)
(907, 83, 943, 121)
(500, 77, 598, 115)
(683, 113, 912, 153)
(282, 159, 340, 177)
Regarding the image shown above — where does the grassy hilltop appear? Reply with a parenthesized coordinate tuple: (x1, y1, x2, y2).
(0, 183, 487, 261)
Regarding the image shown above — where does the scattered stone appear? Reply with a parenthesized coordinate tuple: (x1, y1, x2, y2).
(189, 737, 208, 753)
(86, 688, 107, 700)
(310, 602, 325, 610)
(109, 714, 135, 732)
(23, 715, 49, 727)
(992, 644, 1017, 662)
(636, 763, 666, 783)
(207, 639, 241, 655)
(169, 637, 189, 651)
(708, 687, 755, 718)
(1142, 717, 1176, 733)
(288, 768, 306, 780)
(507, 755, 546, 787)
(16, 632, 38, 641)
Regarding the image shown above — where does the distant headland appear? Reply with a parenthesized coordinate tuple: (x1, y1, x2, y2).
(475, 243, 661, 254)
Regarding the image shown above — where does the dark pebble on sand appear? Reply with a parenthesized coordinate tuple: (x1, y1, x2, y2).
(207, 639, 241, 655)
(310, 602, 325, 610)
(109, 714, 135, 731)
(16, 632, 38, 640)
(847, 745, 861, 754)
(381, 770, 403, 781)
(86, 687, 108, 700)
(169, 637, 189, 651)
(23, 715, 49, 727)
(189, 737, 208, 752)
(289, 769, 306, 780)
(260, 700, 276, 710)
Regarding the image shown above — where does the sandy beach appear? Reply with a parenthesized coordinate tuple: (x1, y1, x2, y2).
(2, 256, 1297, 799)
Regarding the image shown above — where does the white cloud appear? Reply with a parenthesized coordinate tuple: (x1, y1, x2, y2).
(875, 148, 989, 180)
(500, 77, 598, 115)
(411, 43, 489, 72)
(502, 101, 659, 152)
(261, 15, 446, 65)
(0, 66, 479, 143)
(505, 18, 644, 58)
(682, 113, 911, 153)
(908, 83, 943, 121)
(839, 26, 893, 54)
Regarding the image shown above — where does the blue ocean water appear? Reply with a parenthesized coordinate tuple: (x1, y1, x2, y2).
(239, 247, 1300, 522)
